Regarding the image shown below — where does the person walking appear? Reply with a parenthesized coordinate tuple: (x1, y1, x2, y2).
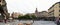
(56, 17, 60, 25)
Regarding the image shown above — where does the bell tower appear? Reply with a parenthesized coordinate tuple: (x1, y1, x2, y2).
(35, 8, 39, 17)
(35, 8, 38, 13)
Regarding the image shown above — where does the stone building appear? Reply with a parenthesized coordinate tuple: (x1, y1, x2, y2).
(35, 8, 49, 17)
(48, 2, 60, 17)
(40, 11, 49, 17)
(11, 12, 23, 18)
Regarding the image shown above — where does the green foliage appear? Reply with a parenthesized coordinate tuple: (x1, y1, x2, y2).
(18, 14, 36, 20)
(31, 15, 36, 19)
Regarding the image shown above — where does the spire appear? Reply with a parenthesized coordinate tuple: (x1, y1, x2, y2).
(35, 8, 38, 13)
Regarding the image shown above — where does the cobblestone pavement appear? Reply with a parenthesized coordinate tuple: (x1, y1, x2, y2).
(0, 20, 57, 25)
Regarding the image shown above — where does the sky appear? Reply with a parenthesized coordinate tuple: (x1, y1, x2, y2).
(5, 0, 60, 14)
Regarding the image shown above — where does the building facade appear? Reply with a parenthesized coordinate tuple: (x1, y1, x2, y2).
(35, 8, 49, 17)
(11, 12, 23, 18)
(48, 2, 60, 17)
(40, 11, 49, 17)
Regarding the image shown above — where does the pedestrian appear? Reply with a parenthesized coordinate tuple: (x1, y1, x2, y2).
(56, 17, 60, 25)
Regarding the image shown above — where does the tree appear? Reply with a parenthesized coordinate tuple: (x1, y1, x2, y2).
(31, 15, 36, 19)
(18, 14, 36, 20)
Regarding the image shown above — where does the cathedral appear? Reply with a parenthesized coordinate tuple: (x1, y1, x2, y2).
(35, 8, 40, 17)
(35, 8, 49, 17)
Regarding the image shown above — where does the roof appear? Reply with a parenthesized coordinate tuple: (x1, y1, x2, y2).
(48, 2, 60, 10)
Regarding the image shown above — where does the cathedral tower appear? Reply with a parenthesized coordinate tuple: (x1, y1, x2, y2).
(35, 8, 39, 17)
(35, 8, 38, 13)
